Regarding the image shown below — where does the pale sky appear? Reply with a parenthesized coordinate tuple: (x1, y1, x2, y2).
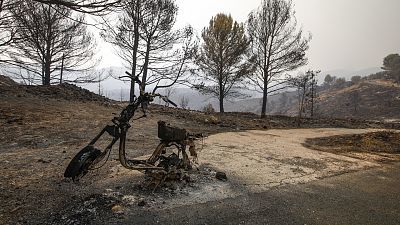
(99, 0, 400, 72)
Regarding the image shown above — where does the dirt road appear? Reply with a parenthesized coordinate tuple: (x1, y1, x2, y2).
(87, 128, 400, 225)
(118, 162, 400, 225)
(130, 128, 389, 208)
(99, 128, 399, 225)
(202, 128, 379, 190)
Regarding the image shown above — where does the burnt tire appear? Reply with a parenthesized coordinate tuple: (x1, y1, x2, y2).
(64, 146, 101, 181)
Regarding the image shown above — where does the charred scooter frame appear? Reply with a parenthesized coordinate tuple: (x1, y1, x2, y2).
(64, 72, 200, 182)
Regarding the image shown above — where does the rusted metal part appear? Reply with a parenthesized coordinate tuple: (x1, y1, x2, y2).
(134, 121, 204, 189)
(157, 121, 187, 142)
(116, 120, 201, 182)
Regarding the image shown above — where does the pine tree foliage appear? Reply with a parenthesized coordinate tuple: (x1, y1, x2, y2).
(194, 13, 252, 113)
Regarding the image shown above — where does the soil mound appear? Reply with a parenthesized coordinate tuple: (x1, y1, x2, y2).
(0, 75, 18, 86)
(0, 75, 112, 103)
(24, 83, 112, 102)
(304, 131, 400, 154)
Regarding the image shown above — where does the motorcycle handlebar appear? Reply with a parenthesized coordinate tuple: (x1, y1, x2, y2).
(155, 94, 177, 107)
(166, 98, 178, 107)
(121, 71, 177, 108)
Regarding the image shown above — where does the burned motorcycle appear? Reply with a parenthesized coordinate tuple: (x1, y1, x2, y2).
(64, 72, 201, 184)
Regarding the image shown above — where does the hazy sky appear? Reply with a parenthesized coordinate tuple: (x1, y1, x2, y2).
(100, 0, 400, 72)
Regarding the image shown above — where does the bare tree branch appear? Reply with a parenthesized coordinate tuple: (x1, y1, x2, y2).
(247, 0, 311, 118)
(101, 0, 196, 102)
(32, 0, 121, 14)
(7, 0, 98, 85)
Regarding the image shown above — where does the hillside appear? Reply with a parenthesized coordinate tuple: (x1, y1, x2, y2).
(315, 79, 400, 120)
(59, 73, 400, 121)
(227, 79, 400, 121)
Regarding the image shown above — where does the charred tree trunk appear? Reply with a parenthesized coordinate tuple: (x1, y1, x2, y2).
(260, 66, 270, 118)
(43, 5, 52, 86)
(44, 46, 52, 85)
(129, 31, 139, 102)
(310, 72, 315, 118)
(141, 38, 151, 92)
(261, 40, 272, 119)
(60, 53, 65, 84)
(218, 61, 225, 113)
(44, 59, 51, 85)
(129, 0, 141, 103)
(219, 89, 224, 113)
(129, 76, 136, 102)
(261, 87, 268, 119)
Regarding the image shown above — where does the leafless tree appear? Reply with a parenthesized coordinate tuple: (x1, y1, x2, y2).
(149, 26, 197, 95)
(179, 95, 189, 109)
(288, 70, 318, 124)
(101, 0, 196, 102)
(32, 0, 121, 14)
(7, 0, 98, 85)
(0, 0, 118, 62)
(309, 70, 318, 118)
(163, 86, 174, 106)
(247, 0, 311, 118)
(202, 103, 215, 114)
(0, 0, 17, 53)
(101, 0, 142, 102)
(142, 1, 196, 96)
(349, 90, 360, 114)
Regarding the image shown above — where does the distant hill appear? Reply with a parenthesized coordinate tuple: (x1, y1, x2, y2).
(205, 68, 400, 120)
(317, 67, 382, 84)
(227, 78, 400, 120)
(314, 79, 400, 120)
(78, 66, 383, 110)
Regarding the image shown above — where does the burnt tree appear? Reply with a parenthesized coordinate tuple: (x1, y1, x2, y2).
(288, 70, 318, 123)
(102, 0, 196, 102)
(194, 13, 251, 113)
(247, 0, 310, 118)
(101, 0, 143, 102)
(32, 0, 121, 14)
(0, 0, 16, 53)
(9, 0, 97, 85)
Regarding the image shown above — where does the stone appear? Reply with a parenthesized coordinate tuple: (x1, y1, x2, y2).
(111, 205, 124, 214)
(216, 172, 228, 181)
(138, 200, 146, 207)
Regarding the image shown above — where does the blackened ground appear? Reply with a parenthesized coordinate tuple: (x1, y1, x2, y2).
(304, 131, 400, 154)
(1, 76, 400, 225)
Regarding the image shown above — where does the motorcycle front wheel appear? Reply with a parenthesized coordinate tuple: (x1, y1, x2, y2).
(64, 146, 102, 181)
